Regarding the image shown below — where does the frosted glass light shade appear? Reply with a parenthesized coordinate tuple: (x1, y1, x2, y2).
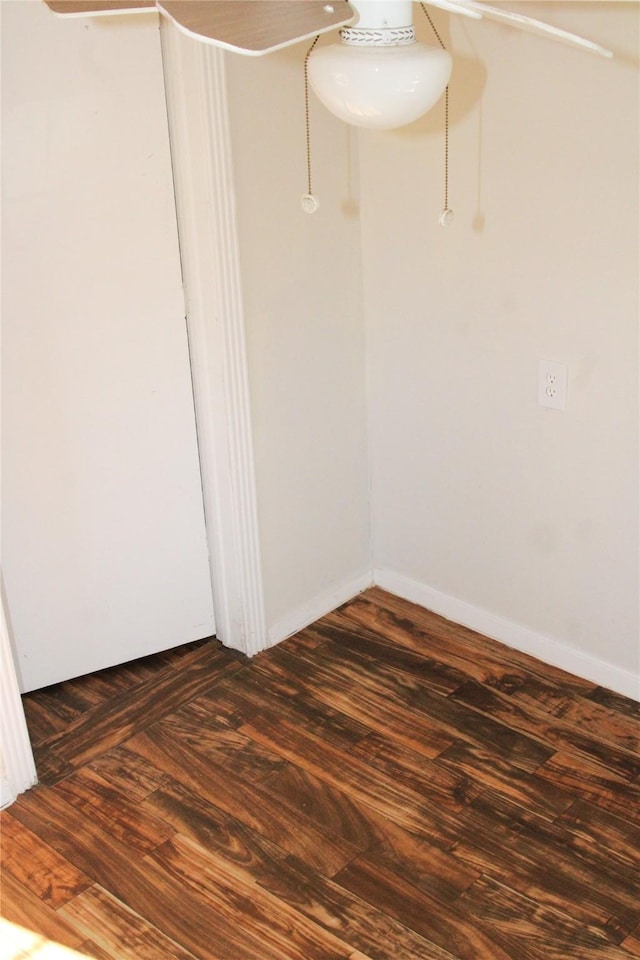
(308, 43, 452, 130)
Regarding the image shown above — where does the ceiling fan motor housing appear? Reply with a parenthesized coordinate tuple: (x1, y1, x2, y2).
(347, 1, 415, 31)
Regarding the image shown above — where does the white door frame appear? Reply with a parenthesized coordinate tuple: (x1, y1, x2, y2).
(1, 588, 37, 808)
(159, 22, 267, 657)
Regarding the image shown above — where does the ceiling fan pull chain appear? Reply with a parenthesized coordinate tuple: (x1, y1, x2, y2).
(302, 35, 321, 214)
(420, 4, 453, 226)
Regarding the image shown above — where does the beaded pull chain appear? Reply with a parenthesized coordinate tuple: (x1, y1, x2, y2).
(420, 4, 453, 226)
(302, 35, 321, 214)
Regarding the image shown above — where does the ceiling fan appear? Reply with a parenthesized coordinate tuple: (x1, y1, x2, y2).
(44, 0, 614, 124)
(44, 1, 614, 217)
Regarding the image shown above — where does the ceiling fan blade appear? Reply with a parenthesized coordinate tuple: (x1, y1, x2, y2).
(45, 1, 155, 14)
(449, 0, 613, 58)
(416, 0, 482, 21)
(157, 1, 354, 56)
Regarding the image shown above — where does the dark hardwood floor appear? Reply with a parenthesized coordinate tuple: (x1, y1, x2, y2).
(2, 588, 639, 959)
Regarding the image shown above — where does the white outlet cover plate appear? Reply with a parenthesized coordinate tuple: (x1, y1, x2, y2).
(538, 359, 568, 410)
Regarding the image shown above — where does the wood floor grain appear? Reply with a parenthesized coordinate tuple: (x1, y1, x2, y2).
(3, 590, 639, 959)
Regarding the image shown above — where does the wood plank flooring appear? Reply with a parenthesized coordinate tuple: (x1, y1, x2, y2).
(2, 588, 639, 959)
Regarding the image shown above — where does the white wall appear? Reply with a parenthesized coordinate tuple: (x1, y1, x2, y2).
(362, 3, 639, 695)
(1, 1, 214, 690)
(6, 2, 634, 700)
(225, 45, 371, 640)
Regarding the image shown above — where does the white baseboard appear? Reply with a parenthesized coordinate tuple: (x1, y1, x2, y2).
(266, 570, 373, 649)
(374, 568, 640, 702)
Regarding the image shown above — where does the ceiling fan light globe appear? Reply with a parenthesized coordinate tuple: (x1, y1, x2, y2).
(308, 43, 452, 130)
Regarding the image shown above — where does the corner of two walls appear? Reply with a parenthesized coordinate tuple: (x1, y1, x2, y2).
(224, 44, 372, 645)
(225, 4, 639, 700)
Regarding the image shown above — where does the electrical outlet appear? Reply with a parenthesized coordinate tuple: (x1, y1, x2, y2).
(538, 359, 567, 410)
